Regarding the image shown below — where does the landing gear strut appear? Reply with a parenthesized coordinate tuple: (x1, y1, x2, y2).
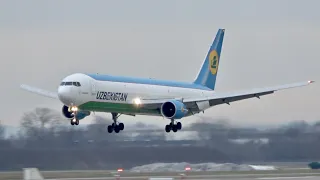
(107, 112, 124, 133)
(165, 119, 182, 133)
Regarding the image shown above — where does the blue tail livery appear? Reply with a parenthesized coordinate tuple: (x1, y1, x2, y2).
(194, 29, 225, 90)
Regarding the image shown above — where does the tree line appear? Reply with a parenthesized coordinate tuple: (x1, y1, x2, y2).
(0, 107, 319, 170)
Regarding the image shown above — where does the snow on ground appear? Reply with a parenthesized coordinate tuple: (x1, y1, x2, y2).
(130, 162, 277, 172)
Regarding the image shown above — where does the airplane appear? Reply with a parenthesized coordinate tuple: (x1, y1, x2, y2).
(20, 28, 314, 133)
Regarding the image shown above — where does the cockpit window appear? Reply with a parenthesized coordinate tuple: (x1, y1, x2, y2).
(65, 82, 72, 86)
(60, 81, 81, 87)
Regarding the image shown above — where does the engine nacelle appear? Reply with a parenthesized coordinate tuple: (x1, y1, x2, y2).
(160, 100, 188, 119)
(62, 105, 90, 120)
(75, 111, 91, 120)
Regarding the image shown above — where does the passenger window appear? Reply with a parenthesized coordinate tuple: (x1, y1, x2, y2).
(65, 82, 72, 86)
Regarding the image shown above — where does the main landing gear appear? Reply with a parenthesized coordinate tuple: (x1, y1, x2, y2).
(107, 112, 124, 133)
(70, 118, 79, 126)
(165, 119, 182, 133)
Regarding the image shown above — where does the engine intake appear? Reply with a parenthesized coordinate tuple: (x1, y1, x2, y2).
(62, 105, 73, 119)
(160, 100, 188, 119)
(62, 105, 90, 120)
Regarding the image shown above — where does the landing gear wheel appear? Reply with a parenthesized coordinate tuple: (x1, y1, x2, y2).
(176, 122, 182, 130)
(107, 112, 124, 133)
(119, 123, 124, 131)
(107, 125, 113, 133)
(172, 125, 178, 132)
(164, 120, 182, 133)
(114, 126, 120, 133)
(165, 125, 171, 133)
(71, 118, 78, 126)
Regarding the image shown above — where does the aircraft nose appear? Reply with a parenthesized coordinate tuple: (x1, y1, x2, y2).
(58, 87, 72, 105)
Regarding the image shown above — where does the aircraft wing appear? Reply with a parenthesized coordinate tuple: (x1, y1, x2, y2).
(140, 81, 314, 112)
(20, 84, 58, 99)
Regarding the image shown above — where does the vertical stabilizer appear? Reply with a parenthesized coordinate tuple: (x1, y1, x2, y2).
(194, 29, 225, 90)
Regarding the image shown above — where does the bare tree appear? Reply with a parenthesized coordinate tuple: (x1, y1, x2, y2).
(20, 107, 65, 139)
(0, 121, 5, 140)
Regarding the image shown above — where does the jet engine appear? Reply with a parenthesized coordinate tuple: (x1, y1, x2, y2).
(62, 105, 90, 120)
(160, 100, 188, 119)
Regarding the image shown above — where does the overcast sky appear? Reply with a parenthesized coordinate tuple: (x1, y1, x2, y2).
(0, 0, 319, 127)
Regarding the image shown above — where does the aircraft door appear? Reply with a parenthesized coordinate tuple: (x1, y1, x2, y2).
(91, 80, 96, 96)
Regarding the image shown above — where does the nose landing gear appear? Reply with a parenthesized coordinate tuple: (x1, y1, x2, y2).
(69, 106, 79, 126)
(70, 118, 79, 126)
(107, 113, 124, 133)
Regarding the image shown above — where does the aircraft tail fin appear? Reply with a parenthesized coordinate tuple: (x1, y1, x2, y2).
(193, 29, 225, 90)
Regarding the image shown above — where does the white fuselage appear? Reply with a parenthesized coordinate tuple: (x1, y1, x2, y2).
(57, 73, 214, 116)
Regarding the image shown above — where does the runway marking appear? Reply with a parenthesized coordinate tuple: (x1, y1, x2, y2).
(48, 178, 113, 180)
(257, 176, 315, 179)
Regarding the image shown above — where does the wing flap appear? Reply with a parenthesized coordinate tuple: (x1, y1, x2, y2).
(20, 84, 58, 99)
(208, 91, 272, 106)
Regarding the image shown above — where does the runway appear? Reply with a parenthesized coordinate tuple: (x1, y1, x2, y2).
(1, 169, 320, 180)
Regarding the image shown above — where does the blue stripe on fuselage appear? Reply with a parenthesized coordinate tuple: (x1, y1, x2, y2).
(85, 73, 212, 90)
